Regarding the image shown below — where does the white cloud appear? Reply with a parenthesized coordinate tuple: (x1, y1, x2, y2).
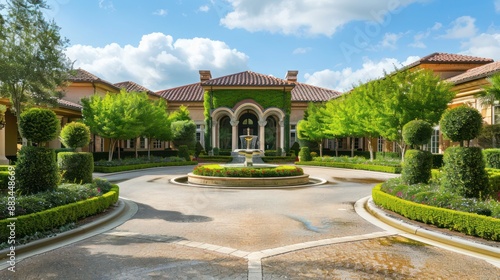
(304, 56, 420, 92)
(220, 0, 420, 36)
(292, 47, 311, 54)
(153, 9, 168, 16)
(378, 32, 403, 49)
(461, 32, 500, 60)
(66, 33, 249, 91)
(410, 22, 442, 48)
(199, 5, 210, 12)
(441, 16, 477, 39)
(98, 0, 114, 10)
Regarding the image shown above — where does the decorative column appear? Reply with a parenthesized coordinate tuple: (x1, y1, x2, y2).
(230, 119, 239, 151)
(212, 120, 218, 148)
(0, 109, 9, 164)
(279, 120, 285, 152)
(258, 120, 267, 151)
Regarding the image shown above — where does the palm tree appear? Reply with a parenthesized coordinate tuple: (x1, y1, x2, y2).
(476, 73, 500, 107)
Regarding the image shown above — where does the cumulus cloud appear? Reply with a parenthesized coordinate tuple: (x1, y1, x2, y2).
(219, 0, 419, 36)
(441, 16, 477, 39)
(199, 5, 210, 12)
(153, 9, 168, 16)
(304, 56, 420, 92)
(410, 22, 442, 48)
(460, 32, 500, 60)
(66, 33, 249, 91)
(292, 47, 312, 54)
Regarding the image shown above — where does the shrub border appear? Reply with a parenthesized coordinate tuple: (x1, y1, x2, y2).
(93, 161, 198, 173)
(372, 183, 500, 241)
(0, 186, 119, 240)
(296, 161, 401, 174)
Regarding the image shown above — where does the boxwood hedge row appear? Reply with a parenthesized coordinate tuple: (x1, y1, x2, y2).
(93, 161, 198, 173)
(372, 184, 500, 241)
(0, 186, 119, 240)
(296, 161, 402, 174)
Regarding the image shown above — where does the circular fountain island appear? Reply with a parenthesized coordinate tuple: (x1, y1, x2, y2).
(176, 129, 323, 188)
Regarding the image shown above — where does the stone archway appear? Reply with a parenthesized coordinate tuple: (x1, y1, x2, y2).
(238, 111, 258, 149)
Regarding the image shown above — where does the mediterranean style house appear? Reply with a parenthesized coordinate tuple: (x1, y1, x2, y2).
(1, 52, 500, 163)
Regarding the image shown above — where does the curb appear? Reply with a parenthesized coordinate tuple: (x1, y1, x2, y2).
(364, 196, 500, 259)
(0, 198, 138, 269)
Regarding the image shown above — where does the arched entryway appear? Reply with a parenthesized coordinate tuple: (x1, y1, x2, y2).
(238, 112, 258, 149)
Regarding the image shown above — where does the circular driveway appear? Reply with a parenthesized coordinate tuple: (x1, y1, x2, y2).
(1, 166, 498, 279)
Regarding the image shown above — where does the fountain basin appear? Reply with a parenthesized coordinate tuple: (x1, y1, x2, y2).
(187, 173, 310, 187)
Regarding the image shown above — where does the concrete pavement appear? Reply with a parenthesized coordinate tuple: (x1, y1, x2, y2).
(0, 166, 498, 279)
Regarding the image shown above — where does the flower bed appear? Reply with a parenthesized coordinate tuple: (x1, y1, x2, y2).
(193, 164, 304, 177)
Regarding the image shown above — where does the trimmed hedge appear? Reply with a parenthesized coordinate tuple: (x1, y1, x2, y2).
(193, 164, 304, 177)
(178, 145, 190, 161)
(197, 155, 232, 163)
(402, 150, 432, 185)
(372, 184, 500, 241)
(92, 150, 178, 161)
(298, 147, 312, 162)
(0, 185, 119, 240)
(58, 152, 94, 184)
(296, 161, 401, 174)
(483, 149, 500, 169)
(16, 146, 59, 194)
(442, 147, 488, 198)
(432, 154, 443, 169)
(93, 161, 198, 173)
(262, 156, 296, 163)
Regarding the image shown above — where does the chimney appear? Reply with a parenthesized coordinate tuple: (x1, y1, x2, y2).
(199, 70, 212, 82)
(285, 70, 298, 83)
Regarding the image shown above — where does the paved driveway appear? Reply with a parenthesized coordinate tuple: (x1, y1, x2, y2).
(1, 166, 498, 279)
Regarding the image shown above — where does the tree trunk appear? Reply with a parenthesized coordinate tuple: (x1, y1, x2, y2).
(351, 137, 355, 157)
(135, 137, 139, 158)
(148, 139, 153, 160)
(367, 137, 374, 161)
(117, 141, 121, 160)
(335, 138, 338, 157)
(108, 139, 117, 161)
(319, 141, 323, 157)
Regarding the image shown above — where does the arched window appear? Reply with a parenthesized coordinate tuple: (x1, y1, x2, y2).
(219, 116, 231, 150)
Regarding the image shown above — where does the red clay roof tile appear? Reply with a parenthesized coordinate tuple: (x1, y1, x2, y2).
(447, 61, 500, 84)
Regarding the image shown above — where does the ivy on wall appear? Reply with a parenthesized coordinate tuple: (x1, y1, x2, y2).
(203, 89, 292, 149)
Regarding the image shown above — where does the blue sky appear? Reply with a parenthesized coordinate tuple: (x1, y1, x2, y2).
(36, 0, 500, 92)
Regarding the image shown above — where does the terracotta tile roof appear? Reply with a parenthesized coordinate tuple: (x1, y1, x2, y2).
(68, 68, 120, 91)
(156, 83, 204, 102)
(57, 99, 82, 110)
(114, 81, 160, 97)
(155, 76, 340, 102)
(201, 71, 293, 87)
(446, 61, 500, 85)
(407, 52, 494, 68)
(291, 82, 342, 101)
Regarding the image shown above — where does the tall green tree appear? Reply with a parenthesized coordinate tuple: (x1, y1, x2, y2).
(81, 90, 146, 161)
(377, 69, 455, 157)
(0, 0, 72, 138)
(297, 102, 332, 157)
(142, 98, 172, 159)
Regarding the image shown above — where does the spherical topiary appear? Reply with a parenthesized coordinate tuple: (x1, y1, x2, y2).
(402, 120, 433, 148)
(59, 122, 91, 149)
(440, 106, 483, 146)
(20, 108, 60, 145)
